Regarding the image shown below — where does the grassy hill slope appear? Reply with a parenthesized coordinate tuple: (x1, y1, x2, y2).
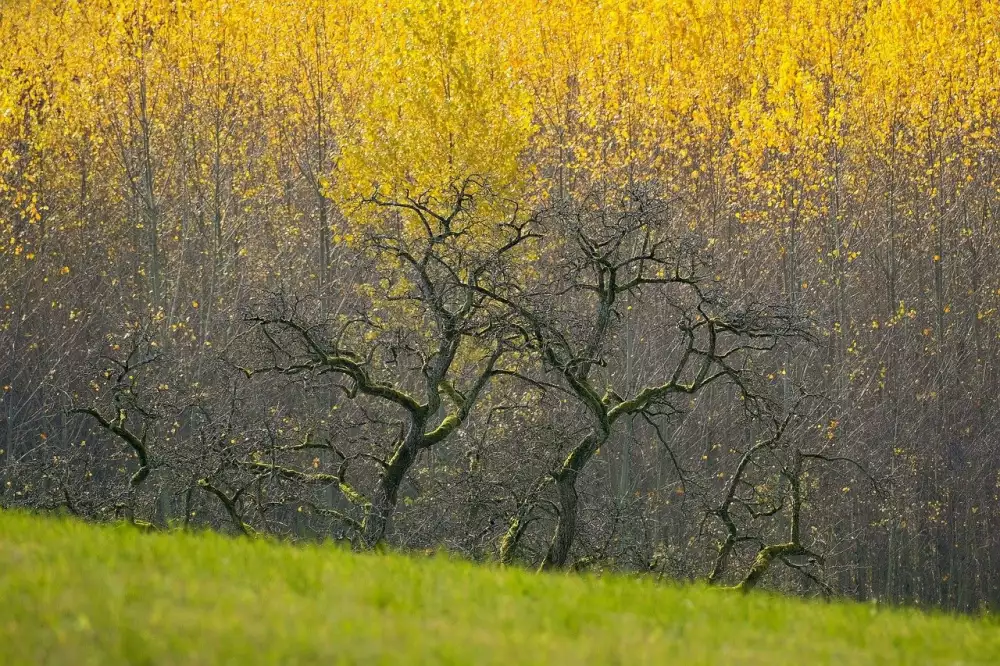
(1, 512, 997, 665)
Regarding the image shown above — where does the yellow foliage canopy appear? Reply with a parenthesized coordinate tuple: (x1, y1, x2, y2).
(2, 0, 998, 252)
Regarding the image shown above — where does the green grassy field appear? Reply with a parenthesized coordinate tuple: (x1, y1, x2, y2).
(0, 512, 997, 665)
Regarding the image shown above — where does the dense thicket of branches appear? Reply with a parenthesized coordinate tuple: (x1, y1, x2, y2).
(3, 0, 1000, 612)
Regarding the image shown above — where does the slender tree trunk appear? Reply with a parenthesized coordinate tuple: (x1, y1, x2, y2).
(138, 68, 162, 311)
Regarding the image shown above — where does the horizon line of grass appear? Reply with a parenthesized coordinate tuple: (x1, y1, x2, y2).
(1, 510, 998, 665)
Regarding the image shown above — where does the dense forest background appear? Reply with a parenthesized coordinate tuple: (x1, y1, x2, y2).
(3, 0, 1000, 611)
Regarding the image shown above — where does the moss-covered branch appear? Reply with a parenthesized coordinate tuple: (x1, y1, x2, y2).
(735, 543, 811, 592)
(298, 501, 364, 535)
(243, 461, 370, 507)
(729, 447, 826, 593)
(422, 346, 503, 447)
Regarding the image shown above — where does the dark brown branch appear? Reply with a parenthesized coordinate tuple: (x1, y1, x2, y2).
(69, 407, 150, 487)
(197, 479, 253, 537)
